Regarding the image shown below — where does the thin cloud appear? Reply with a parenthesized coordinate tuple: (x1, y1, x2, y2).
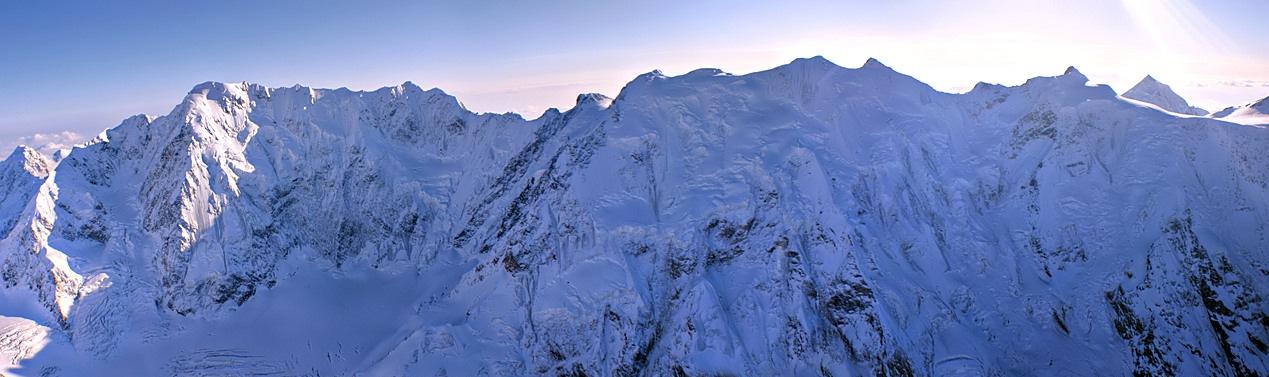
(1, 131, 88, 159)
(1193, 80, 1269, 88)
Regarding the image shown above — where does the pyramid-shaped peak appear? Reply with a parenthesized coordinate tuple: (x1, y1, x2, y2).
(862, 57, 890, 69)
(1129, 75, 1172, 91)
(2, 145, 53, 178)
(1061, 66, 1088, 81)
(5, 145, 37, 162)
(1124, 75, 1208, 116)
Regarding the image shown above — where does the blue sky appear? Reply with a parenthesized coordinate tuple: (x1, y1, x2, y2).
(3, 0, 1267, 152)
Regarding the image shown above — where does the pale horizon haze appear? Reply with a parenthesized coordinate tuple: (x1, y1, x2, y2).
(3, 0, 1267, 155)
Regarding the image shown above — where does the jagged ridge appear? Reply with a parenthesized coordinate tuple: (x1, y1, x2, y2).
(1, 57, 1267, 376)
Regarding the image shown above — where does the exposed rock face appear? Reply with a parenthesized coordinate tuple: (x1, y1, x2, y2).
(2, 58, 1267, 376)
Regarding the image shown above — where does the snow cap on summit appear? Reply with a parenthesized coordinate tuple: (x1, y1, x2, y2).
(188, 81, 223, 94)
(575, 93, 613, 109)
(120, 114, 153, 127)
(4, 145, 36, 162)
(2, 145, 52, 178)
(186, 81, 255, 104)
(642, 69, 666, 79)
(626, 69, 668, 88)
(1123, 74, 1208, 116)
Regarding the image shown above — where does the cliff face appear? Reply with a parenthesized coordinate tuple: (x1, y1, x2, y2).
(2, 58, 1267, 376)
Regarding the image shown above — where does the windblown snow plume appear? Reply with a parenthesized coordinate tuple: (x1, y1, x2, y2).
(1, 57, 1267, 376)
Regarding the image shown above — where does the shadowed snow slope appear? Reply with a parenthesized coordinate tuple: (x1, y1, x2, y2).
(2, 57, 1268, 376)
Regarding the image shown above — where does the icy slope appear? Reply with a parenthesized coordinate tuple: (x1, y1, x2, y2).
(2, 57, 1268, 376)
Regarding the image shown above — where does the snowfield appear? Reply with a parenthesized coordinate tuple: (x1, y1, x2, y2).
(1, 57, 1267, 376)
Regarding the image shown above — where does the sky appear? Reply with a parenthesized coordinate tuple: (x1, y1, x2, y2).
(2, 0, 1267, 155)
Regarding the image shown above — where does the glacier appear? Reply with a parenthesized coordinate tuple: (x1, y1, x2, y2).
(0, 56, 1267, 376)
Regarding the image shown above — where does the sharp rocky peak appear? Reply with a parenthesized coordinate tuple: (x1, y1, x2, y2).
(2, 146, 53, 179)
(574, 93, 613, 109)
(1061, 66, 1088, 82)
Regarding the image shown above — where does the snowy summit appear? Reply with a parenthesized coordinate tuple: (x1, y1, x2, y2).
(1122, 75, 1209, 116)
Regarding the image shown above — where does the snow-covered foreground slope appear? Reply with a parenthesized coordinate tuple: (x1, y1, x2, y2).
(1, 57, 1267, 376)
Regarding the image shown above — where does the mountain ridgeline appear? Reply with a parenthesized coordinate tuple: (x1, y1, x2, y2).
(1, 57, 1267, 376)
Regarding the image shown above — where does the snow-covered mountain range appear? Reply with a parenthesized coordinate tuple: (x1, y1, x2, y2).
(1, 57, 1267, 376)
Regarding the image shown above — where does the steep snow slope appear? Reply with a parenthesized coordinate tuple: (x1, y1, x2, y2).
(2, 57, 1267, 376)
(0, 147, 83, 328)
(1122, 75, 1209, 116)
(0, 147, 51, 238)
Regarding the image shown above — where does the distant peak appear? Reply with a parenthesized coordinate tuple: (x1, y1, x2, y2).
(1130, 75, 1170, 89)
(575, 93, 613, 109)
(1061, 66, 1087, 81)
(5, 145, 36, 161)
(3, 145, 52, 178)
(971, 81, 1005, 92)
(400, 81, 424, 91)
(633, 69, 667, 82)
(1124, 74, 1208, 116)
(685, 68, 728, 77)
(1131, 75, 1168, 90)
(793, 55, 831, 64)
(786, 55, 841, 70)
(862, 57, 888, 69)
